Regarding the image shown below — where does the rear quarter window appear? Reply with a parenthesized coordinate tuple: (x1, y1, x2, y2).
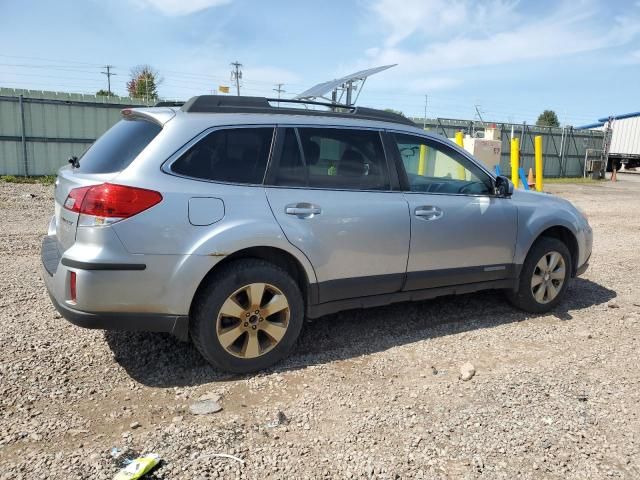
(171, 127, 274, 184)
(77, 119, 161, 173)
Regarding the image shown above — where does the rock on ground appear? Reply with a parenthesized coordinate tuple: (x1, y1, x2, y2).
(1, 177, 640, 479)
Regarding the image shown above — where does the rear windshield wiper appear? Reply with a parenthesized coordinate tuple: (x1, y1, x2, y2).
(68, 156, 80, 168)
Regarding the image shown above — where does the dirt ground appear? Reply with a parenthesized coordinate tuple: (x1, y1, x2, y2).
(1, 175, 639, 479)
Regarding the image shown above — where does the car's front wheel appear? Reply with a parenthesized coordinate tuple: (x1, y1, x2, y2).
(507, 237, 571, 313)
(191, 259, 304, 373)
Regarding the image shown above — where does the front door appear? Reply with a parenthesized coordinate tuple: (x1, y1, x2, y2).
(389, 132, 518, 291)
(265, 127, 410, 303)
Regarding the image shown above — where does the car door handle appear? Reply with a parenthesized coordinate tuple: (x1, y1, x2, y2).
(414, 206, 443, 220)
(285, 203, 321, 218)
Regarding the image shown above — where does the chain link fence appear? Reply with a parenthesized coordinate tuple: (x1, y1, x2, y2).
(411, 117, 606, 178)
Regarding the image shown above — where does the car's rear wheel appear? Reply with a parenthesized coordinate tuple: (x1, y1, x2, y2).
(507, 237, 571, 313)
(191, 259, 304, 373)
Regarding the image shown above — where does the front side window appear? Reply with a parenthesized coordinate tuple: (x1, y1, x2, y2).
(172, 127, 274, 184)
(272, 127, 390, 190)
(394, 134, 492, 195)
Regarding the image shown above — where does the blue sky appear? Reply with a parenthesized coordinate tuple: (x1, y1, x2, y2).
(1, 0, 639, 125)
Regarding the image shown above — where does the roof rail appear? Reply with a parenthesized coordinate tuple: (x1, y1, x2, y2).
(154, 100, 185, 107)
(179, 95, 417, 127)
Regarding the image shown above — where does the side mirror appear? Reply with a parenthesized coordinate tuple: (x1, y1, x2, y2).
(494, 175, 513, 197)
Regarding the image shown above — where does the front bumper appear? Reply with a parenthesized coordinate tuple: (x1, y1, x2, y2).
(41, 236, 189, 340)
(576, 223, 592, 277)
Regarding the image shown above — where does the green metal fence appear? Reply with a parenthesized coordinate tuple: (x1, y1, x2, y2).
(411, 117, 606, 178)
(0, 88, 152, 176)
(0, 88, 605, 177)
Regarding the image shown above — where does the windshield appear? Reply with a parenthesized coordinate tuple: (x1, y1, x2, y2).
(76, 118, 161, 173)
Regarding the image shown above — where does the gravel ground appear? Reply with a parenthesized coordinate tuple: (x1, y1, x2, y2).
(1, 176, 639, 479)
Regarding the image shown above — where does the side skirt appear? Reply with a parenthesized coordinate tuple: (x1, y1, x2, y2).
(306, 278, 517, 319)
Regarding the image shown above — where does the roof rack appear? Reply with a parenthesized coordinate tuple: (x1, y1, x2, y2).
(154, 100, 185, 107)
(178, 95, 416, 127)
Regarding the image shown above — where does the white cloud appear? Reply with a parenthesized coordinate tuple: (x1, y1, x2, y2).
(371, 0, 521, 47)
(621, 49, 640, 65)
(358, 0, 640, 93)
(134, 0, 231, 16)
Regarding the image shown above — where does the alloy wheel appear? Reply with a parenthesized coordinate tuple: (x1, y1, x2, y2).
(216, 282, 290, 359)
(530, 251, 566, 304)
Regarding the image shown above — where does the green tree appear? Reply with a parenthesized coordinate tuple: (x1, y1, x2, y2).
(127, 65, 161, 101)
(536, 110, 560, 127)
(95, 89, 112, 97)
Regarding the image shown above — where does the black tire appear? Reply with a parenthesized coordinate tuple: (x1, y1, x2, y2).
(507, 237, 572, 313)
(191, 259, 304, 373)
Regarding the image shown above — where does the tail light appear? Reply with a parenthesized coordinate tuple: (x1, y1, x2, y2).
(63, 186, 91, 213)
(63, 183, 162, 226)
(69, 271, 77, 302)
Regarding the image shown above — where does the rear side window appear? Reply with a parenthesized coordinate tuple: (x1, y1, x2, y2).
(273, 129, 307, 186)
(271, 127, 390, 190)
(172, 127, 274, 184)
(78, 119, 161, 173)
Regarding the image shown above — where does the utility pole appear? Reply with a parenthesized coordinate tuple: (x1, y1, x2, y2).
(474, 104, 485, 125)
(473, 104, 485, 136)
(101, 65, 116, 96)
(273, 83, 285, 106)
(423, 94, 428, 130)
(230, 61, 243, 96)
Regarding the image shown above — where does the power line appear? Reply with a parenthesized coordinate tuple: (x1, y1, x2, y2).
(0, 62, 99, 73)
(0, 54, 103, 67)
(230, 61, 242, 96)
(0, 56, 603, 124)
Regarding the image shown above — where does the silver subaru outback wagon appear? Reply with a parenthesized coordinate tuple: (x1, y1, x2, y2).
(41, 96, 592, 373)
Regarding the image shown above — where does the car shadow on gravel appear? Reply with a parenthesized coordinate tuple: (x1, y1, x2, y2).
(106, 278, 615, 387)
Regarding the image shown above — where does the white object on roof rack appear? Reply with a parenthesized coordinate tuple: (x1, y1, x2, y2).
(295, 64, 396, 107)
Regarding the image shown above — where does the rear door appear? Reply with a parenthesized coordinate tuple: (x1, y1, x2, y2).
(388, 132, 518, 290)
(265, 127, 410, 304)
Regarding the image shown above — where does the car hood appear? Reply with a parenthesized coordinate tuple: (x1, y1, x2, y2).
(511, 188, 574, 209)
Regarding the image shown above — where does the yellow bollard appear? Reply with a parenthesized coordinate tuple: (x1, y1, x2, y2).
(454, 131, 466, 180)
(418, 145, 426, 176)
(534, 135, 543, 192)
(510, 137, 520, 188)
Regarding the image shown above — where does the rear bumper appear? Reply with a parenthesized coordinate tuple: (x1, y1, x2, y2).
(47, 289, 189, 340)
(41, 235, 189, 340)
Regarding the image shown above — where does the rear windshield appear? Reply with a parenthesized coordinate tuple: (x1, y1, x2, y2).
(77, 118, 161, 173)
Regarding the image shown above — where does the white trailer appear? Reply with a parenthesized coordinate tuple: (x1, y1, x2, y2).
(578, 112, 640, 170)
